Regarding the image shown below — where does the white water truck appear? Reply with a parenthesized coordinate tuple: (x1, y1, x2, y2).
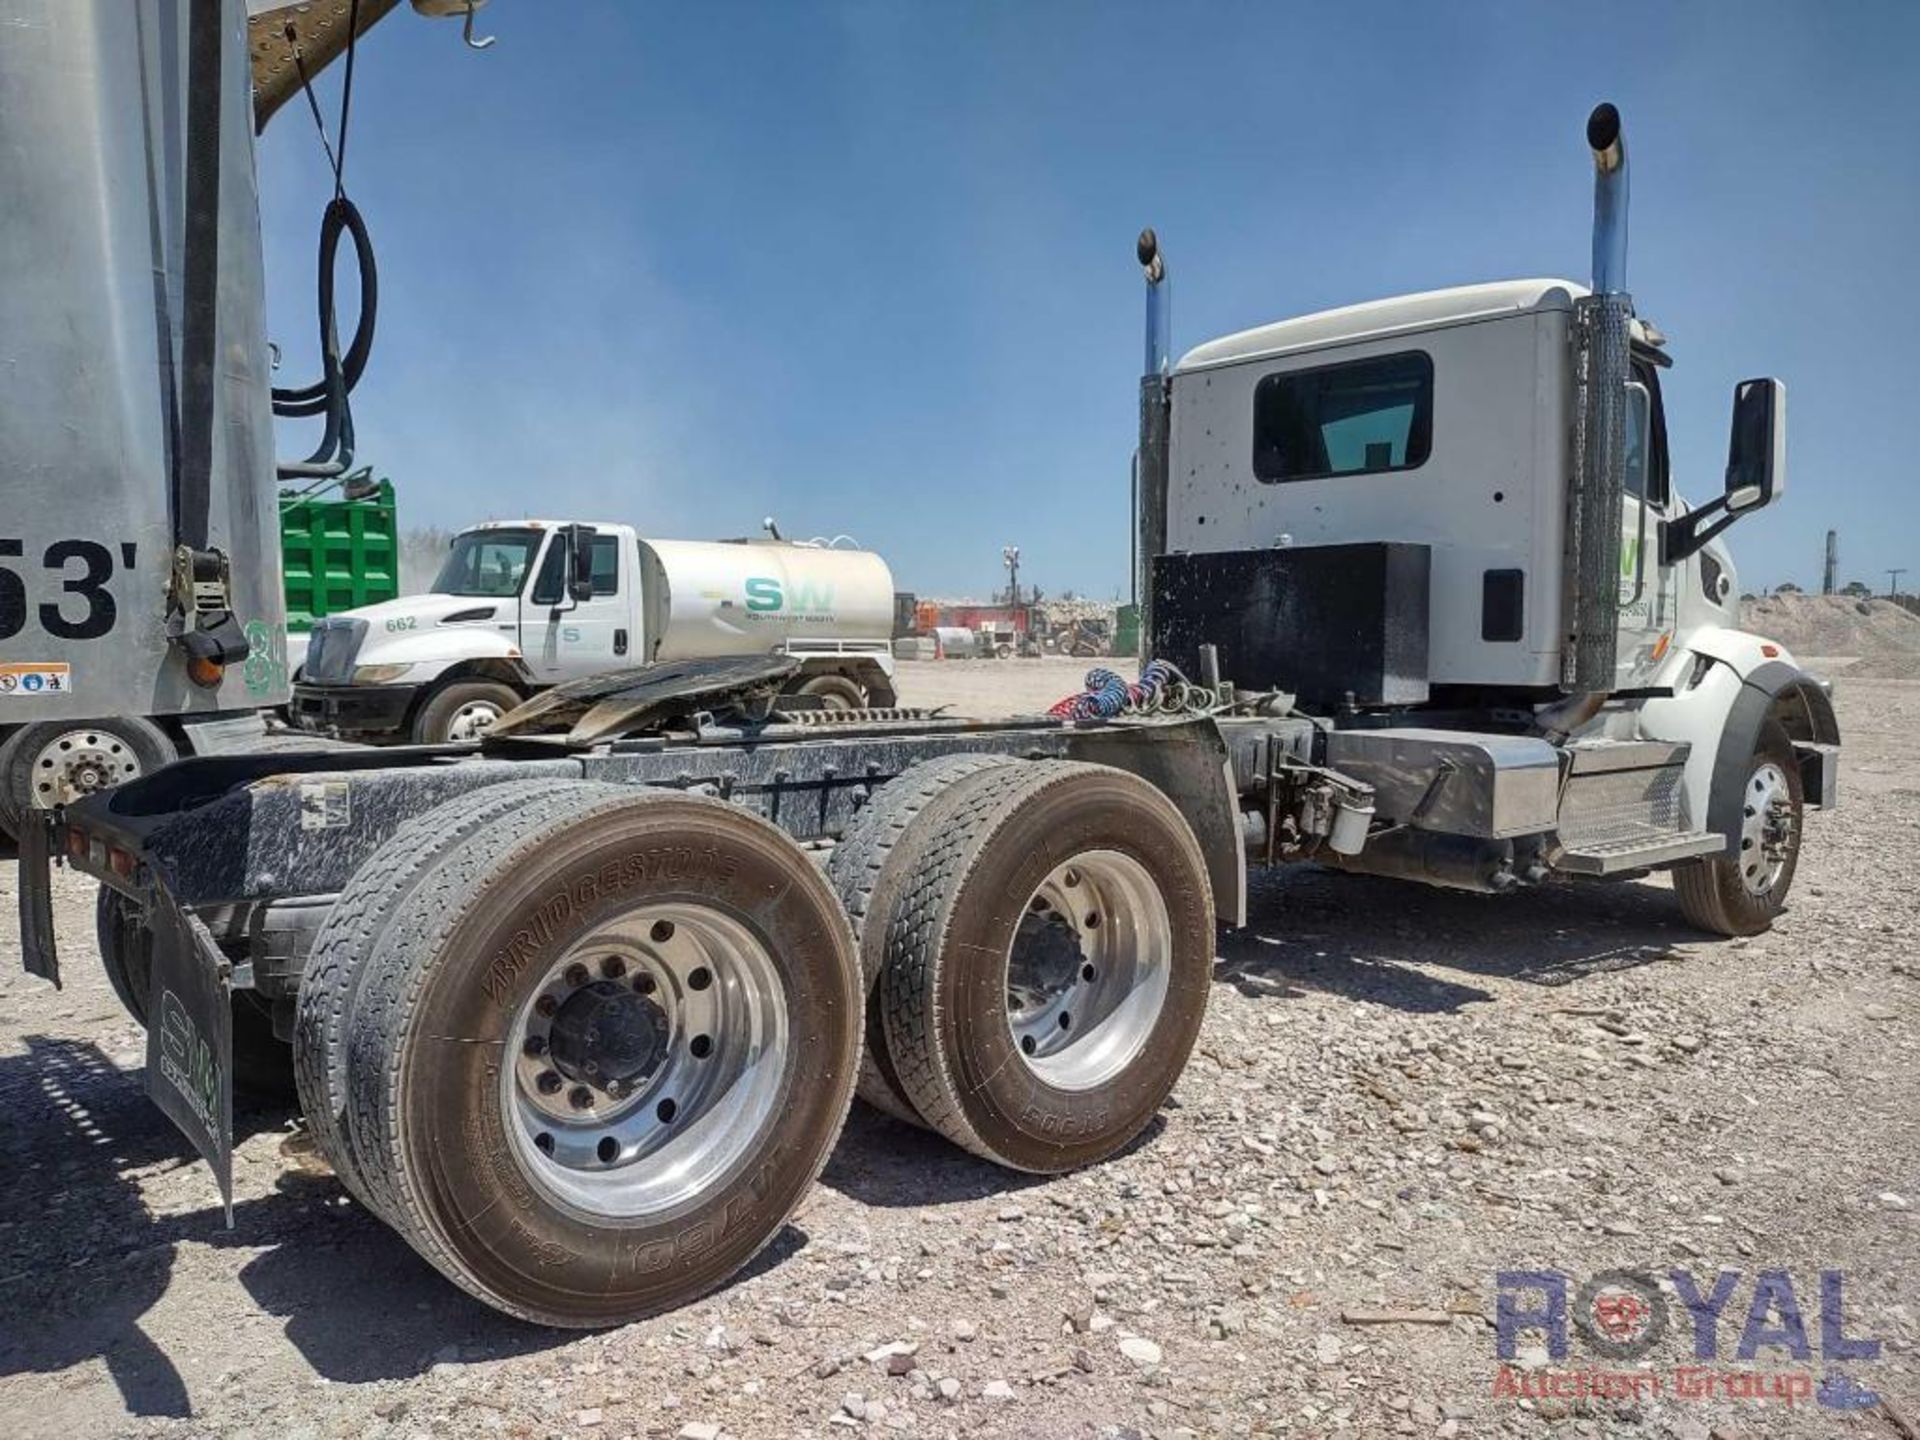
(290, 520, 899, 743)
(11, 0, 1835, 1329)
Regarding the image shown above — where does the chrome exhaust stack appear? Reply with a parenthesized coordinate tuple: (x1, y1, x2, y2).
(1135, 229, 1172, 663)
(1558, 102, 1635, 700)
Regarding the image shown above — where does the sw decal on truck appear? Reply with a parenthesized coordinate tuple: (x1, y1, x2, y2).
(744, 577, 836, 614)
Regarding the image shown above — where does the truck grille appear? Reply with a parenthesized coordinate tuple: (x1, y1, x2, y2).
(302, 617, 366, 685)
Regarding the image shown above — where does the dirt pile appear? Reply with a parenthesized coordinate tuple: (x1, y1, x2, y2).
(1741, 593, 1920, 677)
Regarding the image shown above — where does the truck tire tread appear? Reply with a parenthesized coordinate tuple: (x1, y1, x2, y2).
(826, 752, 1018, 1127)
(294, 779, 612, 1216)
(343, 786, 861, 1325)
(879, 760, 1214, 1172)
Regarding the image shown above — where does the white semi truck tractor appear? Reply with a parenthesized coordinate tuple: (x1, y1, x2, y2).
(290, 520, 899, 743)
(12, 1, 1835, 1330)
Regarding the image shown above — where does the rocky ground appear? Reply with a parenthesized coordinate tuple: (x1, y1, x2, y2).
(1, 661, 1915, 1440)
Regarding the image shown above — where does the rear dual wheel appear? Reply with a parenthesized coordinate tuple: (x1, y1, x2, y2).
(847, 759, 1214, 1171)
(296, 782, 860, 1326)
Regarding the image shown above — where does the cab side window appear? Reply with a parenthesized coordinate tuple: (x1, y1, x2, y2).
(1631, 356, 1671, 508)
(529, 537, 565, 606)
(590, 535, 620, 596)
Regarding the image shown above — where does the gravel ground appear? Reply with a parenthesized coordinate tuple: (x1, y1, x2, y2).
(1, 662, 1915, 1440)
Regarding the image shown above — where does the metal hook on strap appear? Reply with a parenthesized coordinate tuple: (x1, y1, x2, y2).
(461, 1, 496, 50)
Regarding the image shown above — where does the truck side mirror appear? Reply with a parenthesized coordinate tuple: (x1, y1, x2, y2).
(566, 525, 598, 602)
(1661, 376, 1788, 566)
(1724, 378, 1786, 513)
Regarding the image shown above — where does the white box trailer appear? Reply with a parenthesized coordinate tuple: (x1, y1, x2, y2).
(290, 521, 899, 742)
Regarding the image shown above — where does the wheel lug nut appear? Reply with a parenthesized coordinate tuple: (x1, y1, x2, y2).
(650, 920, 675, 943)
(564, 963, 590, 988)
(536, 1070, 563, 1095)
(523, 1035, 547, 1057)
(634, 972, 656, 995)
(534, 995, 558, 1018)
(568, 1086, 594, 1111)
(601, 956, 627, 979)
(605, 1078, 625, 1098)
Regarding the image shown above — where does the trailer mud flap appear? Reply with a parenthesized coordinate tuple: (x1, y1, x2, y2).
(17, 815, 60, 985)
(145, 894, 235, 1223)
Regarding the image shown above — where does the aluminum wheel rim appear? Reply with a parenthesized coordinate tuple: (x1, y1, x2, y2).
(30, 729, 144, 809)
(446, 700, 506, 741)
(502, 901, 790, 1220)
(1738, 760, 1794, 896)
(1005, 849, 1171, 1091)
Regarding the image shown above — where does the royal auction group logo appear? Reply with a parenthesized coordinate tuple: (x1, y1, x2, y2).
(1494, 1269, 1882, 1411)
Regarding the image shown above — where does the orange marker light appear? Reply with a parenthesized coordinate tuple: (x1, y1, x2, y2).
(1651, 633, 1671, 663)
(1760, 643, 1780, 658)
(187, 655, 225, 689)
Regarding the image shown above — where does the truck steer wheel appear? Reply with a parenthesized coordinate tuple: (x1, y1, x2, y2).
(412, 681, 522, 744)
(0, 717, 175, 838)
(339, 786, 861, 1326)
(876, 761, 1213, 1172)
(1674, 718, 1804, 937)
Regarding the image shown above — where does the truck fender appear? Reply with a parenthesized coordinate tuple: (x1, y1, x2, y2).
(1637, 634, 1839, 856)
(1704, 661, 1839, 851)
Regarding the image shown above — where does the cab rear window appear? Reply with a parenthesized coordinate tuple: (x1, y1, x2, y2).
(1253, 351, 1433, 483)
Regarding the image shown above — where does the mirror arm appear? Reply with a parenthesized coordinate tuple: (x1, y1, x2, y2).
(1660, 494, 1738, 566)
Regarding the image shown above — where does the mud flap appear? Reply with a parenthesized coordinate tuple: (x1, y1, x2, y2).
(144, 892, 235, 1223)
(17, 814, 60, 985)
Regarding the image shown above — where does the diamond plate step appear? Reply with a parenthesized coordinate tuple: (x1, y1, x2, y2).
(1556, 828, 1725, 876)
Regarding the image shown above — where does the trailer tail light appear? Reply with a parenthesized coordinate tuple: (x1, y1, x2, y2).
(65, 826, 87, 861)
(1761, 643, 1780, 658)
(109, 845, 138, 880)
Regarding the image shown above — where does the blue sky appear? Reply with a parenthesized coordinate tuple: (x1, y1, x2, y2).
(259, 1, 1918, 600)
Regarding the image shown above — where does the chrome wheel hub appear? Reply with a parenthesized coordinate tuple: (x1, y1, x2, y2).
(504, 902, 789, 1219)
(1005, 850, 1171, 1091)
(1738, 760, 1795, 897)
(446, 700, 505, 741)
(31, 730, 144, 809)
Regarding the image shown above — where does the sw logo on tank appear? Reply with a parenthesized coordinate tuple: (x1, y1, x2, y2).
(743, 577, 835, 615)
(1494, 1268, 1883, 1410)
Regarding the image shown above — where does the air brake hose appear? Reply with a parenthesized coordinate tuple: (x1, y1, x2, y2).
(273, 195, 376, 477)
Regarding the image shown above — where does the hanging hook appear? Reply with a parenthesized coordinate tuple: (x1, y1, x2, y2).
(461, 1, 496, 50)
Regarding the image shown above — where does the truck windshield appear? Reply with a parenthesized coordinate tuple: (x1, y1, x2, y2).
(432, 529, 542, 597)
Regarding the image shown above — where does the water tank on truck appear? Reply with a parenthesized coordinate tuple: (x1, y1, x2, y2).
(638, 540, 896, 663)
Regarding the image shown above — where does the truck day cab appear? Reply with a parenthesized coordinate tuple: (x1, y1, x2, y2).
(10, 3, 1835, 1331)
(292, 520, 900, 743)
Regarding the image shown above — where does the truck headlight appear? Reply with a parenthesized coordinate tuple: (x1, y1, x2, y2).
(352, 663, 414, 684)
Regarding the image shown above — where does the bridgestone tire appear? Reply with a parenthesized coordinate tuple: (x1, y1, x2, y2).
(0, 716, 175, 838)
(1674, 719, 1804, 937)
(93, 886, 294, 1099)
(411, 681, 523, 745)
(340, 787, 862, 1326)
(826, 752, 1020, 1127)
(294, 779, 604, 1216)
(878, 761, 1214, 1172)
